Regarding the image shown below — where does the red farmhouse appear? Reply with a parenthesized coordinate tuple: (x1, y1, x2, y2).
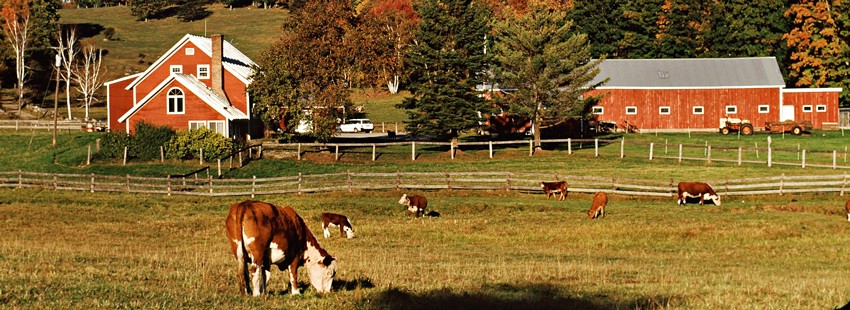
(586, 57, 842, 131)
(105, 34, 256, 139)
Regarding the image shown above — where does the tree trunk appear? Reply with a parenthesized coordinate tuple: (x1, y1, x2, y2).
(533, 115, 542, 150)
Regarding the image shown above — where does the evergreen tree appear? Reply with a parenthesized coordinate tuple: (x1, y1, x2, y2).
(129, 0, 168, 22)
(399, 0, 491, 139)
(703, 0, 788, 59)
(570, 0, 662, 59)
(492, 1, 604, 148)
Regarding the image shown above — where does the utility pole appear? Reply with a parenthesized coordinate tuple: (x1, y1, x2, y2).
(52, 52, 60, 148)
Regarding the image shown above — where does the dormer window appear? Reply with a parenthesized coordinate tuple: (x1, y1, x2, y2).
(185, 48, 195, 55)
(170, 65, 183, 74)
(197, 64, 210, 79)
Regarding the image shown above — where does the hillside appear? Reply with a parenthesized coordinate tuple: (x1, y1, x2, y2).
(59, 4, 288, 82)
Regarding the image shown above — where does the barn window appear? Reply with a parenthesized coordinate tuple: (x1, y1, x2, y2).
(816, 104, 827, 112)
(170, 65, 183, 74)
(167, 88, 185, 114)
(189, 121, 206, 131)
(197, 64, 210, 79)
(802, 105, 813, 112)
(758, 105, 769, 113)
(659, 106, 670, 115)
(185, 48, 195, 55)
(208, 121, 226, 136)
(725, 105, 737, 114)
(693, 106, 704, 115)
(592, 106, 603, 115)
(626, 106, 637, 115)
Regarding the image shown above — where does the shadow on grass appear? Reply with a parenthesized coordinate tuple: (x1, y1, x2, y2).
(368, 283, 677, 310)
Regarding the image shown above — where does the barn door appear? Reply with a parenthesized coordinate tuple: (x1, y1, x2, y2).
(780, 105, 795, 121)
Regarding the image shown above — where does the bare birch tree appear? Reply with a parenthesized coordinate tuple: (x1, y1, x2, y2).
(59, 26, 78, 120)
(73, 44, 105, 121)
(1, 0, 32, 113)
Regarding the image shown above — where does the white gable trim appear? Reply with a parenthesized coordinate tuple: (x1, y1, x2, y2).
(782, 88, 843, 93)
(118, 73, 248, 123)
(105, 72, 143, 86)
(118, 75, 178, 122)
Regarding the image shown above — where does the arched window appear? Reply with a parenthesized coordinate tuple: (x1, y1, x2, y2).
(167, 88, 184, 114)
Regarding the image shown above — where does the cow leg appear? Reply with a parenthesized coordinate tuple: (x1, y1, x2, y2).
(288, 260, 301, 295)
(339, 225, 345, 237)
(600, 207, 605, 218)
(323, 225, 330, 238)
(559, 191, 566, 201)
(249, 261, 265, 296)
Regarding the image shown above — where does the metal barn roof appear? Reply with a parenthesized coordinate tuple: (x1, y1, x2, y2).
(590, 57, 786, 89)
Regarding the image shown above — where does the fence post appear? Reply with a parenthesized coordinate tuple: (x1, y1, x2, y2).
(506, 172, 511, 191)
(801, 150, 806, 169)
(412, 142, 416, 161)
(649, 143, 654, 160)
(395, 122, 398, 133)
(126, 174, 130, 193)
(160, 146, 165, 162)
(738, 147, 742, 166)
(53, 174, 58, 190)
(611, 177, 616, 192)
(446, 172, 451, 191)
(707, 145, 711, 164)
(834, 150, 837, 169)
(665, 139, 668, 154)
(678, 144, 682, 162)
(86, 144, 91, 166)
(451, 140, 455, 160)
(382, 122, 385, 133)
(594, 139, 599, 157)
(372, 144, 376, 161)
(123, 146, 128, 165)
(489, 141, 493, 158)
(842, 172, 847, 196)
(251, 175, 256, 198)
(335, 144, 339, 161)
(348, 170, 352, 192)
(207, 175, 213, 194)
(755, 142, 759, 159)
(90, 173, 95, 193)
(18, 170, 22, 188)
(298, 143, 302, 161)
(768, 147, 772, 167)
(238, 151, 243, 167)
(15, 120, 18, 131)
(217, 159, 222, 176)
(167, 175, 172, 196)
(200, 148, 204, 165)
(725, 178, 729, 196)
(779, 173, 785, 195)
(529, 140, 533, 156)
(620, 138, 624, 158)
(298, 172, 302, 195)
(229, 156, 233, 169)
(396, 171, 401, 190)
(96, 138, 100, 153)
(568, 138, 572, 155)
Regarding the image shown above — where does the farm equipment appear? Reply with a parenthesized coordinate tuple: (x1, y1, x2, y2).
(764, 120, 812, 135)
(719, 118, 754, 135)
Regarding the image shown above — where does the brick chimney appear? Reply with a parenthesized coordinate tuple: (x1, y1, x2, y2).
(210, 34, 227, 100)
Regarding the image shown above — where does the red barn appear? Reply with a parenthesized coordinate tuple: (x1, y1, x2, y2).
(586, 57, 841, 131)
(105, 34, 257, 139)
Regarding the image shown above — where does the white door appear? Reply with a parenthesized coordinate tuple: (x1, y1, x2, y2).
(780, 105, 795, 121)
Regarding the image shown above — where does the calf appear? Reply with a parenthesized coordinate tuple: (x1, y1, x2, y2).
(540, 181, 568, 201)
(398, 194, 427, 218)
(225, 200, 337, 297)
(588, 192, 608, 219)
(677, 182, 721, 206)
(845, 199, 850, 222)
(321, 212, 355, 239)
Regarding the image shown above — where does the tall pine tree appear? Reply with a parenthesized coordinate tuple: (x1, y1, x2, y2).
(398, 0, 491, 139)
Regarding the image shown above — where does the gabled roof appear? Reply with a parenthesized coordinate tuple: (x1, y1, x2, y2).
(590, 57, 786, 89)
(118, 73, 249, 123)
(125, 33, 256, 90)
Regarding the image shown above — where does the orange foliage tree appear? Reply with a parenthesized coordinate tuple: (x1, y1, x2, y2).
(1, 0, 32, 111)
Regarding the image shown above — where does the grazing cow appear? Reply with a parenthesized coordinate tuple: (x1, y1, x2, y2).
(540, 181, 568, 201)
(845, 199, 850, 222)
(321, 212, 355, 239)
(225, 200, 337, 297)
(677, 182, 721, 206)
(398, 194, 427, 218)
(588, 192, 608, 219)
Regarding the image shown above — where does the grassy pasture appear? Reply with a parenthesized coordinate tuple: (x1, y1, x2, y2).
(0, 188, 848, 309)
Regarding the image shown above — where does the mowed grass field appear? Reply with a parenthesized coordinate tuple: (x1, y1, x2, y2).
(1, 188, 849, 309)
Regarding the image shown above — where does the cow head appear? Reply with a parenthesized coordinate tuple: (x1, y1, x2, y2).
(307, 256, 337, 294)
(398, 194, 409, 205)
(704, 193, 721, 206)
(343, 219, 355, 239)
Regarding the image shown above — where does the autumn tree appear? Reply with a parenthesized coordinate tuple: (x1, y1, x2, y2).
(1, 0, 32, 112)
(250, 0, 354, 142)
(353, 0, 419, 93)
(784, 0, 850, 105)
(492, 1, 604, 148)
(398, 0, 491, 139)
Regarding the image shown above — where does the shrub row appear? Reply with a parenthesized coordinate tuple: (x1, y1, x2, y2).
(98, 122, 239, 161)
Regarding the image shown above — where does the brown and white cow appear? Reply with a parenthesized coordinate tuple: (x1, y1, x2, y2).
(321, 212, 355, 239)
(845, 199, 850, 222)
(588, 192, 608, 219)
(398, 194, 427, 218)
(225, 200, 337, 297)
(677, 182, 721, 206)
(540, 181, 568, 201)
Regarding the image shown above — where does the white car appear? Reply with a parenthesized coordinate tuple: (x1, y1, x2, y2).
(337, 118, 374, 133)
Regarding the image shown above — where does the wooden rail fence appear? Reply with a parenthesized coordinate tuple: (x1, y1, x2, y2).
(2, 170, 847, 198)
(0, 119, 105, 131)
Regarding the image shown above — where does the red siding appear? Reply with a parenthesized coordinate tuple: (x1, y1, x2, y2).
(586, 88, 781, 130)
(126, 79, 227, 133)
(107, 78, 135, 132)
(781, 90, 840, 129)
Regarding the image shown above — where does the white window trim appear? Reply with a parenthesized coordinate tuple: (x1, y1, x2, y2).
(167, 87, 185, 115)
(197, 64, 210, 80)
(592, 106, 604, 115)
(802, 105, 813, 112)
(170, 65, 183, 74)
(816, 104, 827, 112)
(189, 120, 227, 136)
(189, 121, 206, 130)
(625, 106, 637, 115)
(185, 47, 195, 55)
(659, 106, 671, 115)
(758, 105, 769, 114)
(693, 106, 704, 115)
(725, 105, 737, 114)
